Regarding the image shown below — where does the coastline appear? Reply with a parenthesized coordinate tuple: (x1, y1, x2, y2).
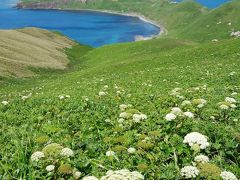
(15, 4, 168, 40)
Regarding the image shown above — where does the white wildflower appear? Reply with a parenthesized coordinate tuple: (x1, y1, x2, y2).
(132, 113, 147, 123)
(82, 176, 98, 180)
(180, 166, 199, 179)
(194, 155, 209, 164)
(118, 118, 124, 123)
(99, 91, 107, 96)
(119, 112, 129, 119)
(230, 104, 236, 108)
(184, 112, 194, 118)
(22, 93, 32, 101)
(60, 148, 74, 157)
(46, 165, 55, 172)
(231, 92, 237, 96)
(59, 95, 65, 100)
(220, 104, 229, 110)
(225, 97, 236, 104)
(182, 100, 191, 106)
(127, 147, 136, 154)
(106, 151, 115, 157)
(119, 104, 128, 111)
(220, 171, 238, 180)
(74, 171, 82, 179)
(1, 101, 9, 106)
(165, 113, 177, 121)
(183, 132, 210, 149)
(171, 107, 182, 115)
(31, 151, 45, 162)
(100, 169, 144, 180)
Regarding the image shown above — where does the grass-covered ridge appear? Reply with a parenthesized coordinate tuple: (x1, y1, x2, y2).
(1, 37, 239, 179)
(0, 28, 75, 78)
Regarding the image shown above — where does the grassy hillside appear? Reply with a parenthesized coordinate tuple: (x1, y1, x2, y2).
(19, 0, 240, 42)
(0, 28, 74, 78)
(1, 0, 239, 179)
(0, 37, 239, 179)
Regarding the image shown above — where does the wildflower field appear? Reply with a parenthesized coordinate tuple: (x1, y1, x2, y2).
(0, 36, 239, 179)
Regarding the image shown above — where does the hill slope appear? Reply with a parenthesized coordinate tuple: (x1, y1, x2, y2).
(0, 28, 74, 77)
(0, 37, 239, 179)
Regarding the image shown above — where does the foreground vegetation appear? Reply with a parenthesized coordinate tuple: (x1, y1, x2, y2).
(1, 37, 239, 179)
(0, 0, 240, 179)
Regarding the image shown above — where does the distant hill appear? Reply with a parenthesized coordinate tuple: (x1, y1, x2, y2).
(0, 28, 74, 77)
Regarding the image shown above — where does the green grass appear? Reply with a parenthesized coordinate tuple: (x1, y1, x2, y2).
(1, 0, 240, 179)
(0, 37, 239, 179)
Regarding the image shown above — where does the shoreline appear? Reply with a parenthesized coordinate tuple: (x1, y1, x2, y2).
(16, 4, 168, 40)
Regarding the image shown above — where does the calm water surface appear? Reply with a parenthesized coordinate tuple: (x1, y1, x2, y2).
(174, 0, 231, 8)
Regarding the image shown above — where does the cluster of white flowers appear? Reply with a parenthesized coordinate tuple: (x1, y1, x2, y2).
(184, 111, 194, 118)
(192, 98, 207, 108)
(230, 31, 240, 37)
(218, 97, 237, 110)
(99, 91, 107, 96)
(181, 100, 191, 106)
(100, 169, 144, 180)
(31, 151, 45, 162)
(127, 147, 136, 154)
(165, 113, 176, 121)
(220, 171, 238, 180)
(106, 151, 115, 157)
(180, 166, 199, 179)
(229, 71, 236, 76)
(59, 95, 70, 100)
(170, 88, 184, 99)
(183, 132, 210, 149)
(132, 113, 147, 123)
(60, 148, 74, 157)
(22, 93, 32, 101)
(194, 154, 209, 164)
(46, 165, 55, 172)
(82, 176, 98, 180)
(1, 101, 9, 106)
(74, 171, 82, 179)
(119, 104, 132, 111)
(165, 107, 194, 121)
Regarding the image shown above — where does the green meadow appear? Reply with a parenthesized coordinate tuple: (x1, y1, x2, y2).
(1, 0, 240, 179)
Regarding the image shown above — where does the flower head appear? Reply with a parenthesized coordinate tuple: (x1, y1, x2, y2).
(100, 169, 144, 180)
(60, 148, 74, 157)
(180, 166, 199, 179)
(127, 147, 136, 154)
(82, 176, 98, 180)
(184, 112, 194, 118)
(220, 171, 238, 180)
(1, 101, 9, 106)
(46, 165, 55, 172)
(165, 113, 176, 121)
(106, 151, 115, 157)
(183, 132, 210, 149)
(194, 155, 209, 164)
(31, 151, 45, 162)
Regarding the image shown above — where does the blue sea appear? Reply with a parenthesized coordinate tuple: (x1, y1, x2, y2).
(174, 0, 231, 9)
